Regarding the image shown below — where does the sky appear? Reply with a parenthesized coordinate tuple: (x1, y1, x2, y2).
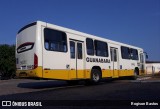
(0, 0, 159, 61)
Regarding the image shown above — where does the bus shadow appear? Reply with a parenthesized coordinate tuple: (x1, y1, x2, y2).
(17, 78, 115, 89)
(17, 80, 68, 89)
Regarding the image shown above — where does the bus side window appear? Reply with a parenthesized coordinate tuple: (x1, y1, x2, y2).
(130, 48, 138, 60)
(114, 49, 117, 62)
(121, 46, 130, 59)
(44, 28, 67, 52)
(70, 41, 75, 59)
(45, 41, 49, 50)
(94, 40, 108, 57)
(77, 43, 82, 59)
(110, 48, 117, 62)
(86, 38, 94, 55)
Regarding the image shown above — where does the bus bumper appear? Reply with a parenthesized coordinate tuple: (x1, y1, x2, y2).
(16, 67, 43, 78)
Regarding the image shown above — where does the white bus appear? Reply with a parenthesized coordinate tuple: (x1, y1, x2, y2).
(16, 21, 147, 84)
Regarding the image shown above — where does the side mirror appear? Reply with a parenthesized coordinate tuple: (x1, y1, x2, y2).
(143, 52, 148, 59)
(146, 54, 148, 59)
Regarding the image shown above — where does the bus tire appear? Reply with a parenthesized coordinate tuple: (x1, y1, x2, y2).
(130, 69, 139, 80)
(90, 69, 102, 84)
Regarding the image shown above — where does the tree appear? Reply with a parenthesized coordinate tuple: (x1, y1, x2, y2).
(0, 44, 16, 79)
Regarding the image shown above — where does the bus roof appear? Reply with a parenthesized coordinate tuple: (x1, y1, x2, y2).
(28, 21, 144, 50)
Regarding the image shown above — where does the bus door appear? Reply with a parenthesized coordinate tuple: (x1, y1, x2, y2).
(69, 39, 85, 79)
(140, 53, 145, 74)
(110, 47, 119, 78)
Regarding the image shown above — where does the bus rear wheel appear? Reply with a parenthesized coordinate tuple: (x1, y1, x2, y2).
(86, 69, 102, 85)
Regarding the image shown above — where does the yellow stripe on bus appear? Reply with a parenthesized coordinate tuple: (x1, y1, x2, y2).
(16, 67, 145, 80)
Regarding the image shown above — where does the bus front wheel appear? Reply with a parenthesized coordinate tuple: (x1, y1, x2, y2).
(130, 69, 139, 80)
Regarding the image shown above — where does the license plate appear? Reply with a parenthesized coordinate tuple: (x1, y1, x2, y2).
(19, 72, 27, 76)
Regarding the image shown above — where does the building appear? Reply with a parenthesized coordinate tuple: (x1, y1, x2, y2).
(146, 61, 160, 75)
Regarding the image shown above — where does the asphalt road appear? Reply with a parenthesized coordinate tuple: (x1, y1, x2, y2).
(0, 77, 160, 109)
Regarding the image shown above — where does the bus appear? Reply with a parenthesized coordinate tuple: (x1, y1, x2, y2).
(16, 21, 147, 84)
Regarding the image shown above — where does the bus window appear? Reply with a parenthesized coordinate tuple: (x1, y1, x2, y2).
(17, 42, 34, 53)
(121, 46, 130, 59)
(45, 42, 49, 50)
(114, 49, 117, 62)
(86, 38, 94, 55)
(44, 28, 67, 52)
(110, 48, 117, 62)
(130, 48, 138, 60)
(140, 53, 144, 63)
(110, 49, 113, 61)
(94, 40, 108, 57)
(77, 43, 82, 59)
(70, 41, 75, 59)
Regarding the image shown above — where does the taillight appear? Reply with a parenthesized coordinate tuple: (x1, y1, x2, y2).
(34, 53, 38, 69)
